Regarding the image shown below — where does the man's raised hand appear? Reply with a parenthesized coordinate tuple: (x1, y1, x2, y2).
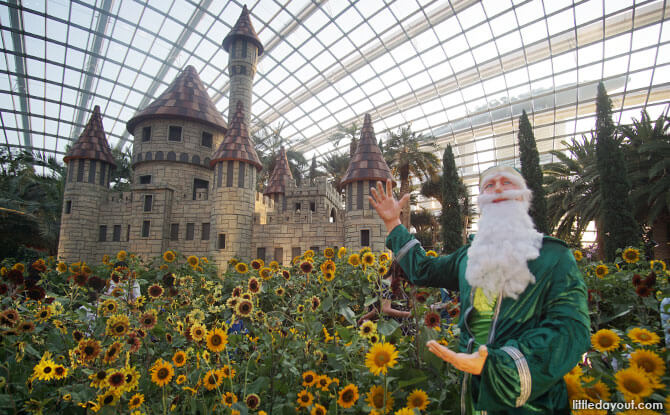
(369, 179, 409, 234)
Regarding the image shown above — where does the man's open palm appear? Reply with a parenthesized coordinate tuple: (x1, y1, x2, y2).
(369, 179, 409, 233)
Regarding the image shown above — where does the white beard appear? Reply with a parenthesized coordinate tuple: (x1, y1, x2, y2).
(465, 189, 543, 300)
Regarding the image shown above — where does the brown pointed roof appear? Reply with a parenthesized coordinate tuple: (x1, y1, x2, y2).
(264, 147, 293, 195)
(210, 101, 262, 170)
(64, 105, 115, 166)
(222, 5, 264, 56)
(126, 66, 227, 134)
(339, 114, 395, 189)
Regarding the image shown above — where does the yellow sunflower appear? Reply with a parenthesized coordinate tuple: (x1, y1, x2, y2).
(406, 389, 429, 410)
(187, 255, 199, 268)
(235, 299, 254, 317)
(627, 328, 661, 346)
(337, 383, 359, 408)
(163, 250, 176, 263)
(323, 271, 335, 281)
(590, 329, 620, 352)
(150, 359, 174, 387)
(259, 267, 272, 280)
(650, 259, 667, 271)
(426, 250, 438, 257)
(622, 247, 640, 264)
(100, 299, 118, 316)
(614, 366, 653, 401)
(303, 249, 315, 258)
(362, 252, 375, 266)
(219, 364, 236, 379)
(366, 385, 394, 414)
(235, 262, 249, 274)
(206, 327, 228, 352)
(176, 374, 186, 384)
(33, 358, 56, 381)
(338, 247, 347, 258)
(77, 338, 102, 363)
(106, 314, 130, 337)
(365, 342, 399, 376)
(128, 393, 144, 410)
(245, 394, 261, 410)
(117, 250, 128, 262)
(172, 350, 187, 368)
(302, 370, 317, 387)
(56, 262, 67, 273)
(379, 252, 390, 263)
(102, 341, 123, 365)
(630, 349, 665, 379)
(581, 376, 611, 403)
(563, 373, 584, 400)
(269, 260, 280, 270)
(311, 403, 327, 415)
(359, 321, 377, 338)
(221, 392, 238, 407)
(348, 254, 361, 267)
(97, 390, 119, 407)
(573, 250, 583, 261)
(122, 366, 140, 392)
(296, 390, 313, 408)
(203, 369, 222, 391)
(324, 247, 335, 258)
(594, 264, 609, 278)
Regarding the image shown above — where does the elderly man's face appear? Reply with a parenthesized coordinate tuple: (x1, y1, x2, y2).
(481, 174, 522, 203)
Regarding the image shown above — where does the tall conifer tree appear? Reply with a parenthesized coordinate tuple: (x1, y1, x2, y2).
(518, 110, 549, 234)
(440, 145, 463, 253)
(595, 82, 639, 260)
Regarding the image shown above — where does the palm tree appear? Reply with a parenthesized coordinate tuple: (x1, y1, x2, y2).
(384, 126, 439, 227)
(620, 109, 670, 260)
(252, 122, 307, 189)
(543, 134, 601, 246)
(320, 152, 351, 193)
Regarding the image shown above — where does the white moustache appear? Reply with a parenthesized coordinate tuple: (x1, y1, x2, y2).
(478, 188, 531, 207)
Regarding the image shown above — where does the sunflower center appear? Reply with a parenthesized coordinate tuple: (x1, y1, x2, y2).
(115, 325, 124, 333)
(305, 375, 313, 382)
(84, 346, 95, 355)
(639, 333, 650, 341)
(110, 373, 123, 385)
(96, 371, 106, 380)
(343, 390, 353, 402)
(44, 366, 52, 373)
(211, 335, 221, 346)
(598, 337, 613, 347)
(176, 355, 184, 363)
(623, 378, 642, 394)
(637, 359, 654, 372)
(373, 393, 384, 407)
(300, 395, 309, 402)
(375, 352, 390, 366)
(104, 395, 114, 404)
(157, 368, 169, 379)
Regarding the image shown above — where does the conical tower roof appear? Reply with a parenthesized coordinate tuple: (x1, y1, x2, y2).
(222, 5, 264, 56)
(210, 101, 262, 170)
(126, 66, 227, 134)
(64, 105, 115, 166)
(339, 114, 394, 189)
(264, 147, 293, 195)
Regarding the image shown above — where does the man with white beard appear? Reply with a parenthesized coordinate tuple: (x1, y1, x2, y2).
(369, 166, 590, 415)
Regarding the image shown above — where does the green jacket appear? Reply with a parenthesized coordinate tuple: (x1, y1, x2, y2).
(386, 225, 590, 414)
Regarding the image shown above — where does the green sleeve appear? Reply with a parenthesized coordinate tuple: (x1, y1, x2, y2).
(475, 247, 591, 410)
(385, 225, 462, 290)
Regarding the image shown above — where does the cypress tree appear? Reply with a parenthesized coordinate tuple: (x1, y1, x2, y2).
(440, 145, 463, 253)
(309, 155, 317, 180)
(595, 82, 639, 260)
(518, 110, 549, 234)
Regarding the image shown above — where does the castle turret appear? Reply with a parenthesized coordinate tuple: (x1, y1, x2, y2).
(264, 147, 293, 212)
(59, 105, 116, 264)
(222, 5, 263, 126)
(339, 114, 395, 252)
(125, 65, 227, 258)
(210, 101, 262, 267)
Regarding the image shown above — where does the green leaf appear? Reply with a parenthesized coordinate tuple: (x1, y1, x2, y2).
(335, 324, 352, 342)
(377, 319, 401, 337)
(321, 295, 332, 312)
(397, 375, 428, 389)
(338, 304, 356, 325)
(364, 296, 379, 307)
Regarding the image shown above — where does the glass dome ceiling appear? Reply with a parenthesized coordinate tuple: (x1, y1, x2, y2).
(2, 0, 670, 196)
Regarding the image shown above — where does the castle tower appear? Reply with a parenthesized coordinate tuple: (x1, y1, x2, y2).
(125, 65, 227, 257)
(58, 105, 116, 264)
(222, 5, 264, 127)
(210, 101, 262, 267)
(339, 114, 395, 252)
(263, 147, 293, 212)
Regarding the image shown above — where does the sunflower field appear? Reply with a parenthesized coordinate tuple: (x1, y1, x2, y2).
(0, 246, 668, 415)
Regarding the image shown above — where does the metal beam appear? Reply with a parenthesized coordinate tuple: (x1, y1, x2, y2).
(7, 0, 31, 148)
(69, 0, 114, 140)
(115, 0, 214, 150)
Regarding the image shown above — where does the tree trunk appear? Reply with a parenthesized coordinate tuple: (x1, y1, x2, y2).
(595, 219, 605, 261)
(652, 214, 670, 261)
(400, 166, 410, 228)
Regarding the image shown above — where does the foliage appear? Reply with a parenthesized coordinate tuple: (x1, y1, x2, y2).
(319, 152, 350, 194)
(109, 148, 133, 192)
(0, 149, 65, 257)
(384, 126, 439, 228)
(252, 122, 307, 189)
(439, 145, 464, 254)
(594, 82, 639, 261)
(0, 248, 462, 414)
(517, 111, 549, 234)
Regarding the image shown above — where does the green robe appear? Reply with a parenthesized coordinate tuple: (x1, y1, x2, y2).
(386, 225, 590, 414)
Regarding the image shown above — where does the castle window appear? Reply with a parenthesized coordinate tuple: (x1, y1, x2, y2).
(347, 183, 352, 211)
(238, 65, 246, 75)
(113, 225, 121, 242)
(310, 201, 316, 212)
(143, 195, 153, 212)
(167, 151, 176, 161)
(68, 164, 74, 182)
(141, 221, 150, 238)
(361, 229, 370, 247)
(217, 163, 223, 187)
(256, 247, 266, 262)
(292, 247, 301, 259)
(168, 125, 182, 142)
(142, 126, 151, 142)
(238, 163, 245, 188)
(330, 208, 336, 223)
(155, 151, 164, 161)
(201, 131, 213, 148)
(99, 225, 107, 242)
(230, 42, 236, 58)
(126, 225, 130, 241)
(65, 200, 72, 214)
(310, 246, 319, 253)
(170, 223, 179, 241)
(77, 159, 85, 182)
(357, 181, 364, 210)
(99, 164, 107, 186)
(217, 234, 226, 249)
(186, 223, 195, 240)
(295, 202, 301, 211)
(226, 162, 234, 187)
(274, 247, 283, 263)
(242, 40, 247, 58)
(193, 179, 209, 200)
(201, 223, 210, 240)
(139, 175, 151, 184)
(88, 160, 96, 183)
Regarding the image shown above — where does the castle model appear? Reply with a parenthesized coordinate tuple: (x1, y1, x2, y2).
(57, 7, 394, 269)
